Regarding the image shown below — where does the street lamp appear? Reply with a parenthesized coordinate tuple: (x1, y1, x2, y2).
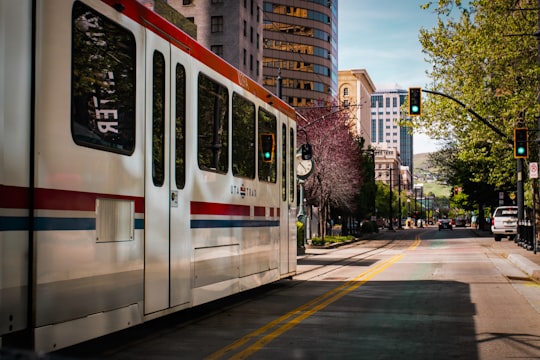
(397, 170, 403, 230)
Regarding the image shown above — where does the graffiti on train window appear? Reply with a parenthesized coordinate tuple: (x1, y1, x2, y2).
(71, 1, 136, 155)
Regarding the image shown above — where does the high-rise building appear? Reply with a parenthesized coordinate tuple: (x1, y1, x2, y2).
(168, 0, 264, 83)
(261, 0, 338, 107)
(370, 88, 413, 172)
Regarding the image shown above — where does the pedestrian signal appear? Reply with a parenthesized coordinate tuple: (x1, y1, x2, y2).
(301, 143, 312, 160)
(260, 133, 275, 163)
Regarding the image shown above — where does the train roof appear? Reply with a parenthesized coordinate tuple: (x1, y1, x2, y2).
(100, 0, 297, 120)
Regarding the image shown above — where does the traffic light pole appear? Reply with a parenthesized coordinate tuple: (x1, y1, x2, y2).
(421, 89, 511, 144)
(420, 88, 526, 244)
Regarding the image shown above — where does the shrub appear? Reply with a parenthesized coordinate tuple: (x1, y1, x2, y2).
(297, 221, 305, 247)
(361, 221, 378, 234)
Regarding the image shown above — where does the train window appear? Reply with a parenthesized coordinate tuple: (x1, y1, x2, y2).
(175, 63, 186, 189)
(197, 73, 229, 173)
(232, 93, 255, 178)
(152, 51, 166, 187)
(71, 1, 136, 155)
(281, 124, 287, 201)
(258, 109, 277, 183)
(290, 127, 295, 202)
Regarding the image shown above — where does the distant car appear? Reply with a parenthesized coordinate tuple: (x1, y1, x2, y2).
(438, 218, 453, 230)
(455, 218, 467, 227)
(491, 206, 518, 241)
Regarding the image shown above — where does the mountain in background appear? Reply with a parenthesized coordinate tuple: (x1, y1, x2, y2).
(413, 152, 451, 198)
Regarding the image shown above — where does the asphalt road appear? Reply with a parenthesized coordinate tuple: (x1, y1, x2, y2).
(55, 227, 540, 359)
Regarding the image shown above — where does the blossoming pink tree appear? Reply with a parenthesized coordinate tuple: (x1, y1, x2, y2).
(297, 102, 364, 239)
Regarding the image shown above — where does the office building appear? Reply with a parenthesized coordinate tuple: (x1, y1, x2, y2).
(262, 0, 338, 107)
(370, 88, 414, 176)
(168, 0, 264, 83)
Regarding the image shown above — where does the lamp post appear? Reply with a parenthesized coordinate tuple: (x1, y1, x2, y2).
(397, 169, 403, 230)
(388, 168, 393, 230)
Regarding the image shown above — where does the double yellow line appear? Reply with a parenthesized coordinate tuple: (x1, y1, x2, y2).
(206, 237, 421, 360)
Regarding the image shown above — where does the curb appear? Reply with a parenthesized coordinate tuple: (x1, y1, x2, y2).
(507, 254, 540, 282)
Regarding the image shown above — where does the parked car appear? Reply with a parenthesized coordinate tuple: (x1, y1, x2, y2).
(455, 217, 467, 227)
(438, 218, 453, 230)
(491, 206, 518, 241)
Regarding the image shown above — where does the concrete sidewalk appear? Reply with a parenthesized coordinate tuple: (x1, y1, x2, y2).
(474, 229, 540, 282)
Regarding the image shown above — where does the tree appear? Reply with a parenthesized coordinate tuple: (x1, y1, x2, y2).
(297, 103, 364, 239)
(414, 0, 540, 207)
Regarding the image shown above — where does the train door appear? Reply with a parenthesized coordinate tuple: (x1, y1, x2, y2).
(168, 50, 191, 309)
(144, 30, 191, 316)
(279, 122, 296, 276)
(144, 30, 171, 315)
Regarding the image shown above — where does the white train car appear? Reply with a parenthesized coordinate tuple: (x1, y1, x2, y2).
(0, 0, 298, 352)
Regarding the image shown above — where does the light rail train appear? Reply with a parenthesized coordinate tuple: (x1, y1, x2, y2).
(0, 0, 298, 352)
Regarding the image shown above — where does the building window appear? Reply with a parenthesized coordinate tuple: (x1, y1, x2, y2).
(210, 45, 223, 57)
(243, 49, 247, 65)
(211, 16, 223, 33)
(343, 87, 348, 96)
(183, 0, 192, 5)
(243, 20, 247, 37)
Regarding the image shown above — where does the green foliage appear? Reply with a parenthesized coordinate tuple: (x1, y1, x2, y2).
(417, 0, 540, 208)
(310, 235, 354, 246)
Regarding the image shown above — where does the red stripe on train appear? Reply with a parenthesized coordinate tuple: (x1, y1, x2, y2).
(0, 185, 144, 213)
(191, 201, 250, 216)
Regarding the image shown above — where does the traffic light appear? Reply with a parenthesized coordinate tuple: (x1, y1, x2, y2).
(301, 143, 312, 160)
(408, 87, 422, 116)
(514, 128, 528, 158)
(260, 133, 275, 163)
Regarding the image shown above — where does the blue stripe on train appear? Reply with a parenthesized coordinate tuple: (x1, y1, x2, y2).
(0, 217, 145, 231)
(191, 219, 280, 228)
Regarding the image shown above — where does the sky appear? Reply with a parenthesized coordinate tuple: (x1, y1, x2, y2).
(338, 0, 441, 154)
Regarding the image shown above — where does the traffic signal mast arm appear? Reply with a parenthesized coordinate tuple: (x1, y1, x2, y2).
(420, 89, 511, 145)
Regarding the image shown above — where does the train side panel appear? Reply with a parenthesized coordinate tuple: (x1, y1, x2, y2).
(32, 0, 147, 351)
(0, 0, 32, 339)
(1, 0, 298, 352)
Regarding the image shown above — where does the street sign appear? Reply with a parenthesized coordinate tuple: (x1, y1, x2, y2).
(530, 162, 538, 179)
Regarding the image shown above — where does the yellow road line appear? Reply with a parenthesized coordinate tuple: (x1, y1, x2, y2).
(205, 237, 421, 360)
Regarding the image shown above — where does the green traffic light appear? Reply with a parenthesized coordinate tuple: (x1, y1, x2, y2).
(411, 105, 419, 113)
(264, 152, 271, 159)
(517, 147, 525, 155)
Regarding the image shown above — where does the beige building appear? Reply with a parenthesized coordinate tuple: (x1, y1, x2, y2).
(338, 69, 376, 143)
(374, 143, 401, 187)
